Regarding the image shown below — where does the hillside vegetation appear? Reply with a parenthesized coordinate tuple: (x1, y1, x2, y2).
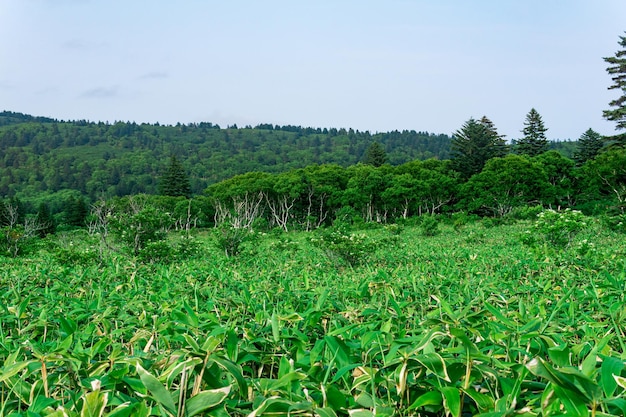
(0, 111, 453, 199)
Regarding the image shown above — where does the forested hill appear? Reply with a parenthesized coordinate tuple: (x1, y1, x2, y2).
(0, 111, 453, 199)
(0, 111, 577, 202)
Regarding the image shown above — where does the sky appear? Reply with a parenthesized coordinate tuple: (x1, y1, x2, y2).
(1, 1, 625, 141)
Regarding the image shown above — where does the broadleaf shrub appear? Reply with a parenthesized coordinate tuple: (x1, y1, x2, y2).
(534, 208, 588, 248)
(420, 215, 440, 236)
(310, 224, 377, 266)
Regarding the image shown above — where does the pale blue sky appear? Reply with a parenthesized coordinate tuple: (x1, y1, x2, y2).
(1, 0, 625, 140)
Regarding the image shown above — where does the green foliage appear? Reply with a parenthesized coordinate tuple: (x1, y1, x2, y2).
(0, 114, 453, 199)
(450, 116, 507, 179)
(0, 221, 625, 415)
(459, 154, 551, 216)
(420, 214, 440, 236)
(362, 142, 388, 167)
(601, 212, 626, 234)
(603, 32, 626, 134)
(212, 224, 257, 257)
(109, 197, 172, 255)
(516, 108, 549, 156)
(509, 204, 544, 220)
(534, 208, 588, 248)
(574, 128, 605, 165)
(310, 223, 377, 266)
(159, 155, 191, 198)
(35, 202, 55, 237)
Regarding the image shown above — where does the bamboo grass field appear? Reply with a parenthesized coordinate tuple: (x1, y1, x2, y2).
(1, 216, 626, 416)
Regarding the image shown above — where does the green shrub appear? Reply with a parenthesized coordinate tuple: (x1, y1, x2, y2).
(534, 208, 588, 248)
(213, 224, 257, 257)
(310, 224, 377, 266)
(137, 240, 174, 264)
(175, 235, 202, 259)
(420, 215, 440, 236)
(601, 213, 626, 234)
(509, 205, 544, 220)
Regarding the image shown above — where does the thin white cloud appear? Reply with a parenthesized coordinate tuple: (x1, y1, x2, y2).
(80, 86, 119, 99)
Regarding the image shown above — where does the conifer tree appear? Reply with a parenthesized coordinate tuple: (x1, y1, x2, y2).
(574, 128, 604, 166)
(450, 116, 508, 179)
(363, 142, 388, 167)
(65, 196, 88, 227)
(36, 202, 55, 237)
(159, 155, 191, 198)
(516, 108, 548, 157)
(603, 32, 626, 143)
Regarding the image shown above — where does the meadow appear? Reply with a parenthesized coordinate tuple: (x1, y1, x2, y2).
(1, 216, 625, 416)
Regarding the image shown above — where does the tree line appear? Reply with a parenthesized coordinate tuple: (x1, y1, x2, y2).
(2, 31, 626, 245)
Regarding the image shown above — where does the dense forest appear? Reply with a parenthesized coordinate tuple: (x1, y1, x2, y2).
(0, 107, 621, 237)
(0, 110, 577, 202)
(0, 111, 456, 198)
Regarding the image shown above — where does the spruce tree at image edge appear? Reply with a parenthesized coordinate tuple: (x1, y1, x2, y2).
(159, 155, 192, 198)
(603, 32, 626, 143)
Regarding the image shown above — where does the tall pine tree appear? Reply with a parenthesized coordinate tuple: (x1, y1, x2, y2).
(516, 108, 548, 157)
(603, 32, 626, 143)
(159, 155, 191, 198)
(450, 116, 508, 179)
(574, 128, 604, 166)
(36, 202, 56, 237)
(363, 142, 388, 167)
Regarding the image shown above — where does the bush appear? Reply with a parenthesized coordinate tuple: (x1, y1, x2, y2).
(136, 240, 174, 264)
(175, 235, 202, 259)
(310, 224, 378, 266)
(420, 215, 440, 236)
(534, 209, 588, 248)
(509, 205, 544, 220)
(601, 213, 626, 234)
(213, 224, 257, 257)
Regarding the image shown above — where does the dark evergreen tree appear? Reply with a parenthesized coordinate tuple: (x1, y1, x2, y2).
(603, 32, 626, 139)
(36, 202, 55, 237)
(450, 117, 508, 179)
(65, 196, 88, 227)
(516, 108, 549, 157)
(574, 128, 604, 166)
(362, 142, 388, 167)
(159, 155, 191, 198)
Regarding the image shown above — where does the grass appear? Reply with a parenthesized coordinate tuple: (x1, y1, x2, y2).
(0, 218, 625, 416)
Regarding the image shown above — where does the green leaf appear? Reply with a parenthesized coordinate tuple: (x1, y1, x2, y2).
(614, 375, 626, 390)
(526, 357, 601, 402)
(271, 310, 280, 343)
(81, 390, 108, 417)
(414, 352, 450, 382)
(552, 384, 589, 417)
(547, 344, 571, 367)
(185, 386, 230, 417)
(0, 360, 35, 382)
(105, 402, 143, 417)
(347, 410, 374, 417)
(136, 363, 176, 415)
(441, 386, 461, 417)
(248, 397, 293, 417)
(462, 387, 494, 411)
(407, 390, 443, 410)
(601, 357, 624, 397)
(29, 396, 57, 413)
(210, 356, 248, 394)
(315, 408, 338, 417)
